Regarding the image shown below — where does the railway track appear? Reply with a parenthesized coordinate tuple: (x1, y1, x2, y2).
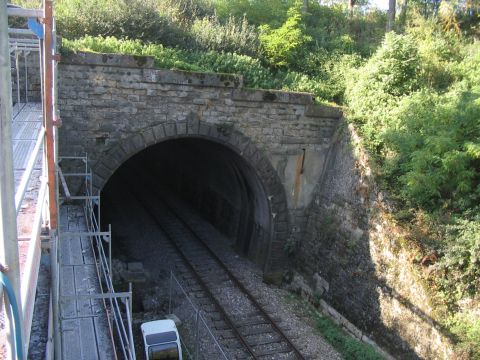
(121, 173, 306, 360)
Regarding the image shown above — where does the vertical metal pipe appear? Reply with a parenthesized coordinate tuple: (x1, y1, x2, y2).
(0, 1, 24, 359)
(168, 271, 172, 314)
(108, 224, 112, 282)
(195, 310, 200, 360)
(15, 50, 20, 104)
(50, 230, 61, 360)
(43, 0, 58, 229)
(24, 51, 28, 103)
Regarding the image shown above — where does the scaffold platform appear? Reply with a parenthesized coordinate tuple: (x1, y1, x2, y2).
(58, 204, 116, 360)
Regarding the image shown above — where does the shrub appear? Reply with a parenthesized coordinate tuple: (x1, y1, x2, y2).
(212, 0, 293, 27)
(345, 32, 421, 152)
(190, 15, 261, 56)
(184, 51, 277, 89)
(259, 2, 312, 68)
(55, 0, 192, 47)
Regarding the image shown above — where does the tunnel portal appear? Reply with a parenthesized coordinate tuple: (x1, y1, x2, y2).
(101, 137, 273, 270)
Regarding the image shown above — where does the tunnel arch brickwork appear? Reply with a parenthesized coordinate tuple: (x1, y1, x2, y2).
(58, 52, 342, 280)
(93, 123, 289, 275)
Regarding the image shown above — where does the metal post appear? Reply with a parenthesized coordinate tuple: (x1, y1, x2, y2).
(97, 188, 101, 229)
(128, 283, 133, 321)
(0, 1, 24, 359)
(108, 224, 112, 281)
(15, 50, 21, 104)
(43, 0, 58, 230)
(50, 230, 61, 360)
(24, 51, 28, 103)
(168, 270, 173, 314)
(195, 310, 200, 360)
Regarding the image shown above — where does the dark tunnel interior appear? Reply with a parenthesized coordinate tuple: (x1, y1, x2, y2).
(101, 138, 272, 268)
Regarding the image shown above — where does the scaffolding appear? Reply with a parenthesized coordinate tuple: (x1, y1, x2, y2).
(1, 2, 57, 359)
(1, 1, 134, 359)
(57, 155, 136, 360)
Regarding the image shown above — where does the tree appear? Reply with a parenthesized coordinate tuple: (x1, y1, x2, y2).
(387, 0, 396, 31)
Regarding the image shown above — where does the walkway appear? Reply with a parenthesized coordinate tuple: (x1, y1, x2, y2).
(58, 204, 116, 360)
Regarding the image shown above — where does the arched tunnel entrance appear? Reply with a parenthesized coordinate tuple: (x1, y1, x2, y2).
(101, 137, 273, 270)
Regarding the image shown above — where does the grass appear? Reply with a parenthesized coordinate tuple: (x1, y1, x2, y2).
(284, 294, 384, 360)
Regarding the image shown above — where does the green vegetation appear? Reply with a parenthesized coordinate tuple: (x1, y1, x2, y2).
(21, 0, 480, 356)
(285, 294, 384, 359)
(315, 316, 383, 360)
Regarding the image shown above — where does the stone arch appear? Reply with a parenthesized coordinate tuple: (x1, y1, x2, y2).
(92, 120, 289, 279)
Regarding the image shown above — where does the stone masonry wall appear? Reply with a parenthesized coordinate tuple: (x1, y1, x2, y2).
(57, 52, 342, 280)
(297, 123, 454, 359)
(56, 52, 454, 358)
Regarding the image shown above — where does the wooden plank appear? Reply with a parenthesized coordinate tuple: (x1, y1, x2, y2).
(67, 235, 84, 265)
(94, 316, 116, 360)
(61, 319, 82, 360)
(60, 232, 72, 266)
(58, 204, 117, 359)
(74, 265, 95, 317)
(60, 265, 76, 318)
(80, 236, 95, 265)
(79, 317, 100, 360)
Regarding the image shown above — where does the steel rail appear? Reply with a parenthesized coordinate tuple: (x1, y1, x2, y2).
(164, 200, 306, 360)
(134, 170, 307, 360)
(125, 172, 306, 360)
(123, 176, 258, 360)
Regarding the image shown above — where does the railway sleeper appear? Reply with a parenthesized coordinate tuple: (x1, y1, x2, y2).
(243, 333, 283, 346)
(252, 342, 294, 358)
(238, 324, 275, 336)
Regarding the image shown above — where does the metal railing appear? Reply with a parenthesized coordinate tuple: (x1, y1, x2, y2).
(9, 37, 41, 104)
(168, 271, 229, 360)
(57, 155, 136, 360)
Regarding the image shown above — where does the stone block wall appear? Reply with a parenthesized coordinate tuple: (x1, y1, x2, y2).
(56, 51, 454, 358)
(297, 123, 454, 359)
(57, 52, 342, 279)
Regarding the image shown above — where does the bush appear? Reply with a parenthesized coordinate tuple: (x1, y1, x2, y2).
(345, 32, 422, 153)
(437, 217, 480, 301)
(343, 26, 480, 356)
(382, 88, 480, 211)
(55, 0, 192, 47)
(212, 0, 293, 27)
(259, 2, 312, 68)
(190, 15, 261, 56)
(183, 51, 277, 89)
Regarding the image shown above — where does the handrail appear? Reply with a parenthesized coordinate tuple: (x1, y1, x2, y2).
(84, 188, 136, 360)
(169, 271, 229, 360)
(57, 156, 136, 360)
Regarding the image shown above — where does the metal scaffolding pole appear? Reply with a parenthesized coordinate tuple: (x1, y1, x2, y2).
(43, 0, 58, 230)
(0, 1, 24, 359)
